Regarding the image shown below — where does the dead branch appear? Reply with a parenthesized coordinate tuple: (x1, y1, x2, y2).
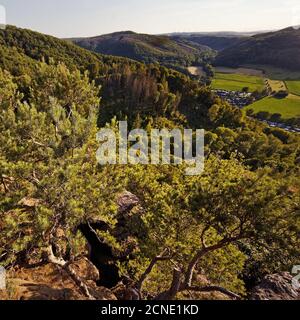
(46, 245, 95, 300)
(182, 285, 241, 300)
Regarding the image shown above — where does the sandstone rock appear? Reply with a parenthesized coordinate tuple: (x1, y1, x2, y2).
(55, 228, 66, 238)
(0, 263, 117, 300)
(251, 272, 300, 300)
(87, 283, 117, 300)
(70, 257, 99, 282)
(117, 191, 140, 214)
(18, 198, 41, 207)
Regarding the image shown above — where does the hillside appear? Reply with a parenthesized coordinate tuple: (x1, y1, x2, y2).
(215, 27, 300, 71)
(69, 31, 215, 70)
(0, 25, 208, 127)
(0, 25, 140, 76)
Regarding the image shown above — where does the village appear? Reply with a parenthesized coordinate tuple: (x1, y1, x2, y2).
(213, 89, 300, 133)
(212, 89, 253, 108)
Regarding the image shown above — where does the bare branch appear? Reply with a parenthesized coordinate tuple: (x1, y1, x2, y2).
(200, 226, 210, 248)
(182, 285, 241, 300)
(1, 175, 8, 193)
(30, 137, 47, 148)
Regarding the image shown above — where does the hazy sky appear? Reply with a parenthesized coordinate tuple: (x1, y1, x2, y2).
(0, 0, 300, 37)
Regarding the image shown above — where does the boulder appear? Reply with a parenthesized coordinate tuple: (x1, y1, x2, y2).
(251, 272, 300, 300)
(18, 198, 41, 207)
(116, 191, 140, 214)
(70, 257, 99, 282)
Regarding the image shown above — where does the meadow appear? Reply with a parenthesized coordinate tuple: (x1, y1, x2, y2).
(285, 80, 300, 96)
(211, 72, 265, 92)
(245, 95, 300, 119)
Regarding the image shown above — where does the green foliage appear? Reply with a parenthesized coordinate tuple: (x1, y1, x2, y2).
(0, 62, 121, 264)
(116, 157, 299, 296)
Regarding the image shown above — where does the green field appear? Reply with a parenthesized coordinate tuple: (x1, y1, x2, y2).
(211, 72, 265, 92)
(285, 80, 300, 96)
(245, 95, 300, 119)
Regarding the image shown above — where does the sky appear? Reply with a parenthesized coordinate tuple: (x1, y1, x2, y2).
(0, 0, 300, 38)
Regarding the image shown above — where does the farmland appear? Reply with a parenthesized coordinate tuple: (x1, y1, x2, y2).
(214, 66, 264, 76)
(285, 81, 300, 96)
(212, 66, 300, 121)
(266, 79, 286, 92)
(211, 72, 265, 92)
(245, 95, 300, 119)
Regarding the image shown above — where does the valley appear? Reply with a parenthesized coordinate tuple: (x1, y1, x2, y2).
(69, 31, 216, 72)
(67, 26, 300, 130)
(202, 65, 300, 129)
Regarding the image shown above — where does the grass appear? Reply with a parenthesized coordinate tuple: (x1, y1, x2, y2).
(211, 72, 265, 92)
(285, 80, 300, 96)
(245, 95, 300, 119)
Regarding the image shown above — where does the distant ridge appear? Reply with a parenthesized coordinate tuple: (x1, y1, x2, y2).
(215, 26, 300, 70)
(68, 31, 215, 70)
(163, 30, 273, 37)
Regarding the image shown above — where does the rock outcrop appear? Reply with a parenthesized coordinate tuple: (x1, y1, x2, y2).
(0, 260, 116, 300)
(251, 272, 300, 300)
(0, 191, 144, 300)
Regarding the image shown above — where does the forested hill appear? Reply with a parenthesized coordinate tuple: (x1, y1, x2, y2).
(68, 31, 215, 70)
(169, 34, 244, 51)
(0, 25, 141, 75)
(215, 27, 300, 70)
(0, 25, 224, 130)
